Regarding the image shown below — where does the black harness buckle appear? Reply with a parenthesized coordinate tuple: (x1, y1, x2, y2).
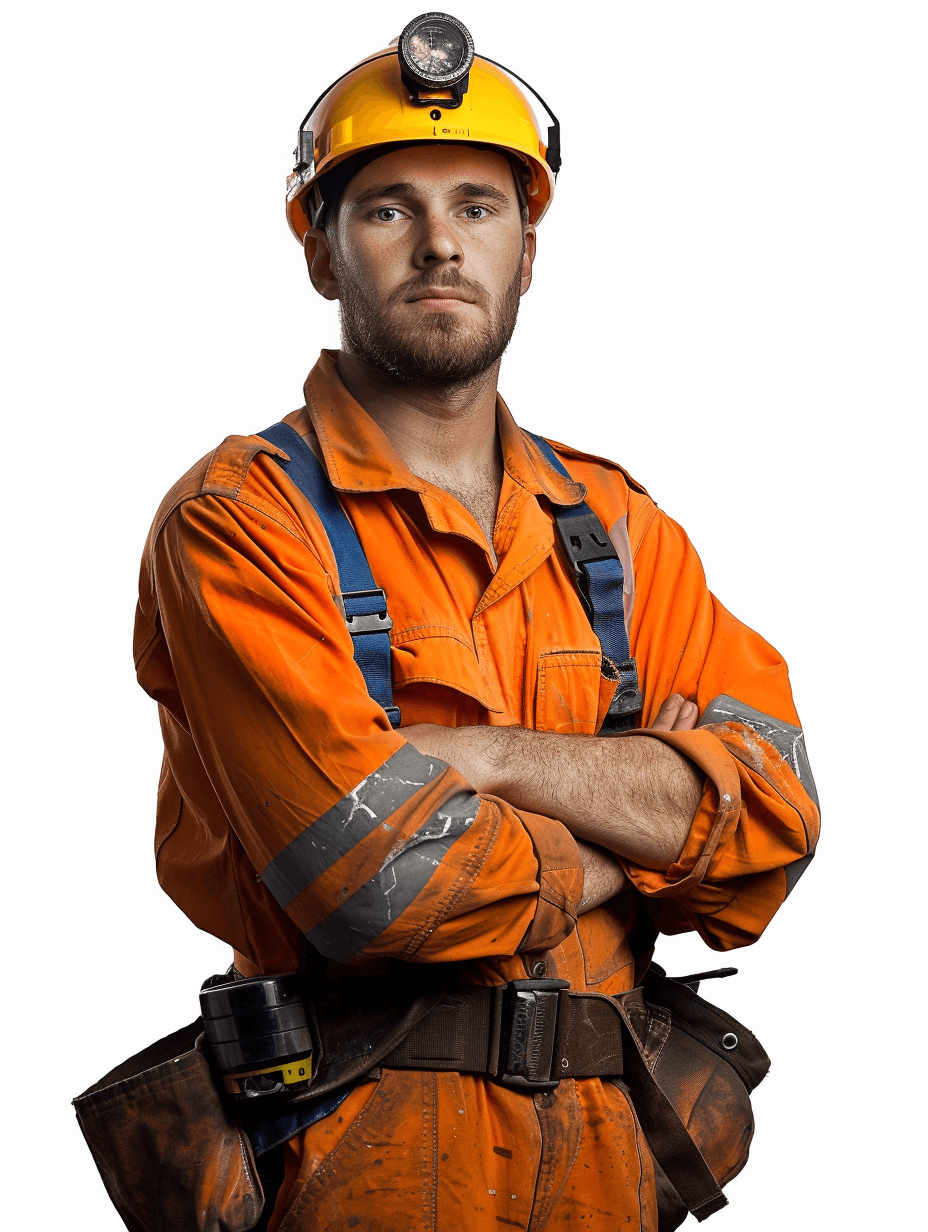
(554, 511, 618, 577)
(498, 978, 569, 1090)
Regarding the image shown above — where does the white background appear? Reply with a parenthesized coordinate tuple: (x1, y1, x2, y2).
(4, 1, 925, 1227)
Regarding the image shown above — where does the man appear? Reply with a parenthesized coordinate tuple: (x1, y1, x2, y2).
(134, 15, 819, 1230)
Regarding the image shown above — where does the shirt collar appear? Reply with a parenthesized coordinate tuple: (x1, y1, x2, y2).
(302, 350, 586, 507)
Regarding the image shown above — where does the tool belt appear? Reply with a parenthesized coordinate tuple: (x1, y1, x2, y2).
(379, 972, 769, 1226)
(73, 966, 769, 1232)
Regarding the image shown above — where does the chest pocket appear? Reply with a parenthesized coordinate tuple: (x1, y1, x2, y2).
(536, 650, 618, 734)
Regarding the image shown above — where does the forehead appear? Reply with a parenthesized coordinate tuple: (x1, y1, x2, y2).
(342, 143, 517, 201)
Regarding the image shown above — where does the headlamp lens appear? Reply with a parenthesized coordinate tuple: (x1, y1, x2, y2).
(399, 12, 475, 88)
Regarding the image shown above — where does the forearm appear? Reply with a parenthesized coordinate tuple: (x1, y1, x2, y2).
(575, 840, 630, 911)
(402, 724, 703, 870)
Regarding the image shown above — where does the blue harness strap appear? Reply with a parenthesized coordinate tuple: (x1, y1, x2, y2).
(258, 422, 641, 735)
(259, 422, 401, 728)
(529, 434, 643, 732)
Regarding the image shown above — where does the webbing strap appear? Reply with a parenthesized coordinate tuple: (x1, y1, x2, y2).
(259, 422, 400, 726)
(615, 1019, 728, 1221)
(380, 985, 625, 1080)
(529, 434, 643, 730)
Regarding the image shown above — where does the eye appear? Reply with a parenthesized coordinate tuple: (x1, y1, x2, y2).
(461, 205, 490, 220)
(374, 207, 404, 222)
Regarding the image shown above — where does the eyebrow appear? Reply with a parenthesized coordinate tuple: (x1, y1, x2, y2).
(351, 180, 513, 208)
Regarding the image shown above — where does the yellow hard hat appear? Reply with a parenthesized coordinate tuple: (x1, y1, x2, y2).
(286, 11, 560, 242)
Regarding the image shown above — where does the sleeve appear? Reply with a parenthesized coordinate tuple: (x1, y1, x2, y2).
(147, 488, 584, 965)
(620, 507, 821, 951)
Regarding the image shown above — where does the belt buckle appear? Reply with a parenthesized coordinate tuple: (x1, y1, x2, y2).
(498, 978, 569, 1091)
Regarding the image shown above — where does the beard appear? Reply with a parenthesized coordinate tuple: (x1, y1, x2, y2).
(334, 254, 523, 388)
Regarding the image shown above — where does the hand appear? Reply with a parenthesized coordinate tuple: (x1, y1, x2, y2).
(650, 693, 699, 732)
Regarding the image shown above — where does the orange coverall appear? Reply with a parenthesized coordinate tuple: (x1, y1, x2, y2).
(135, 350, 819, 1230)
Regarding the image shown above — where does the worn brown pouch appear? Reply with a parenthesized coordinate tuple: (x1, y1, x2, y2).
(72, 1020, 264, 1232)
(618, 967, 770, 1230)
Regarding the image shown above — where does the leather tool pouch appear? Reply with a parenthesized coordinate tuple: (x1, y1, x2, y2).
(72, 967, 447, 1232)
(617, 966, 771, 1230)
(72, 1021, 265, 1232)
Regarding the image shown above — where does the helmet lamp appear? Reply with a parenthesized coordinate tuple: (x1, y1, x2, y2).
(398, 12, 475, 94)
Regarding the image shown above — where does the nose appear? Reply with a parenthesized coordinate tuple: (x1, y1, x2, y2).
(412, 209, 463, 269)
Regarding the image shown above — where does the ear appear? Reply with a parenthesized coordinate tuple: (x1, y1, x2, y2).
(304, 228, 340, 301)
(519, 224, 537, 297)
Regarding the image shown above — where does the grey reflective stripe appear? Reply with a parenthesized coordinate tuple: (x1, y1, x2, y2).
(699, 694, 820, 811)
(260, 744, 447, 910)
(699, 693, 818, 896)
(306, 788, 481, 962)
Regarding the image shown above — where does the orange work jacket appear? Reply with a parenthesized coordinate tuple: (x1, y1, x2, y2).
(135, 350, 819, 1231)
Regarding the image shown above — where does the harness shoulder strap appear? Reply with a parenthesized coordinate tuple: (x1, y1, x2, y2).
(258, 422, 640, 735)
(259, 422, 400, 727)
(528, 434, 643, 731)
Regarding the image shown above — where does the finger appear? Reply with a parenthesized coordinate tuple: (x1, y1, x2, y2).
(671, 700, 699, 732)
(650, 694, 686, 730)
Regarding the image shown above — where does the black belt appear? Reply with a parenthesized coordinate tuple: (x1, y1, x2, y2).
(380, 977, 623, 1090)
(378, 976, 728, 1222)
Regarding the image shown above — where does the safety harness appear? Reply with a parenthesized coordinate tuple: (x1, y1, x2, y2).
(244, 423, 758, 1223)
(259, 421, 643, 731)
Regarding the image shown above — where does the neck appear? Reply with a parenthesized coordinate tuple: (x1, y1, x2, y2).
(335, 350, 504, 560)
(335, 350, 501, 477)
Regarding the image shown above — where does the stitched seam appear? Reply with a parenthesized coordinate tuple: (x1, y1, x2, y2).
(475, 539, 552, 615)
(237, 1132, 257, 1196)
(227, 494, 310, 545)
(311, 409, 344, 489)
(295, 1080, 384, 1208)
(429, 1072, 438, 1231)
(391, 673, 505, 711)
(391, 625, 475, 648)
(493, 488, 525, 556)
(629, 1082, 647, 1227)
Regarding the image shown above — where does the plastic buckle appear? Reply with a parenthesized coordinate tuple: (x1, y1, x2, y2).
(554, 511, 618, 576)
(498, 978, 569, 1090)
(342, 589, 394, 635)
(605, 658, 644, 718)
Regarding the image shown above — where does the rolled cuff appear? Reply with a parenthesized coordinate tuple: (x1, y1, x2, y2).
(514, 807, 584, 951)
(617, 729, 742, 899)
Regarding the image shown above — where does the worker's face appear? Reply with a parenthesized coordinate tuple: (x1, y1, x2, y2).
(306, 144, 536, 385)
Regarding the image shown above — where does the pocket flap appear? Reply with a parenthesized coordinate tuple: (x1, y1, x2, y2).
(392, 628, 505, 713)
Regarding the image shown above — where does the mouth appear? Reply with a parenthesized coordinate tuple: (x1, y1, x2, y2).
(406, 288, 476, 310)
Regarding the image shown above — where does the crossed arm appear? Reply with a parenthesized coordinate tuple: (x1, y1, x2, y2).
(403, 693, 704, 915)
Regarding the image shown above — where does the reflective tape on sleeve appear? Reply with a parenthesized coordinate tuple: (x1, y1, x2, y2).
(260, 744, 447, 909)
(700, 693, 819, 896)
(305, 788, 481, 961)
(699, 694, 819, 810)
